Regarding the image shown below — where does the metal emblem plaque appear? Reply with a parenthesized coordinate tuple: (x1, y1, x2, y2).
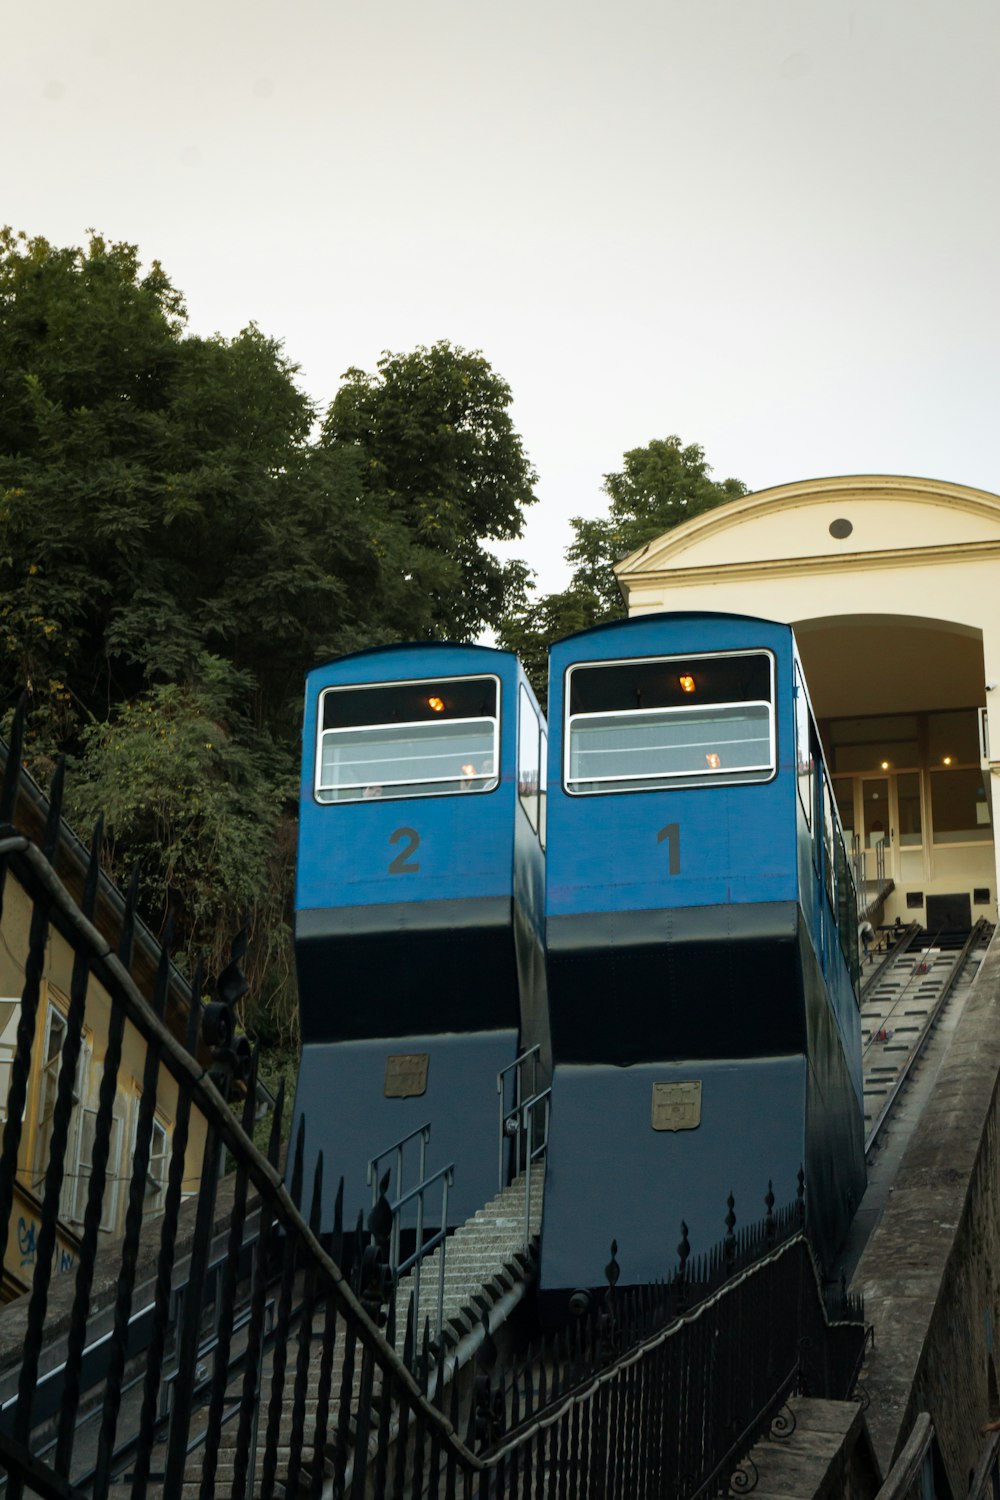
(651, 1080, 702, 1132)
(384, 1053, 429, 1099)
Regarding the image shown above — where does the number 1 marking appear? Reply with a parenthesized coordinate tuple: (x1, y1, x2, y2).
(657, 823, 681, 875)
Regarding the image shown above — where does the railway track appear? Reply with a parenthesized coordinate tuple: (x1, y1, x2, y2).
(861, 919, 994, 1153)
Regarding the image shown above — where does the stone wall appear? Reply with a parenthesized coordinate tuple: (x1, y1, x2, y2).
(854, 932, 1000, 1495)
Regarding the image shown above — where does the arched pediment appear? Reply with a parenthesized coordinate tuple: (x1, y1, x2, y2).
(615, 475, 1000, 582)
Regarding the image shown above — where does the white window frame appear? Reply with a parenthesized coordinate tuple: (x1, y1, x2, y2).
(0, 998, 21, 1124)
(563, 649, 777, 796)
(70, 1084, 125, 1234)
(34, 1003, 91, 1207)
(315, 673, 502, 805)
(144, 1115, 171, 1217)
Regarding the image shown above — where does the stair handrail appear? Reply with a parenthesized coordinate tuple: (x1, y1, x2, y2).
(367, 1120, 431, 1274)
(498, 1045, 551, 1249)
(851, 831, 864, 903)
(0, 821, 484, 1496)
(391, 1161, 455, 1343)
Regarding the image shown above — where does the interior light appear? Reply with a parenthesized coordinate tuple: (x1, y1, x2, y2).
(679, 675, 696, 694)
(880, 760, 890, 770)
(943, 755, 953, 765)
(705, 752, 721, 770)
(427, 696, 445, 713)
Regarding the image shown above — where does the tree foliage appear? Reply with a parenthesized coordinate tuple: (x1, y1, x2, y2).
(0, 229, 538, 1045)
(322, 343, 537, 640)
(499, 436, 747, 699)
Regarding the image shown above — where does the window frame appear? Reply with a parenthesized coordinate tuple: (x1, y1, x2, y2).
(517, 683, 541, 834)
(70, 1093, 125, 1233)
(539, 727, 548, 851)
(794, 663, 814, 829)
(314, 672, 502, 806)
(928, 764, 993, 845)
(562, 648, 778, 797)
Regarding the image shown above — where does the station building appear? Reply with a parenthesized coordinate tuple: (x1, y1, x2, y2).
(614, 474, 1000, 931)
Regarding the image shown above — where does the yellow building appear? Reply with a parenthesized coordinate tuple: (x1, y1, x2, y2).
(615, 474, 1000, 929)
(0, 762, 209, 1300)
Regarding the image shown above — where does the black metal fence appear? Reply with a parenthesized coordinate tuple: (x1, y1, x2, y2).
(0, 714, 480, 1500)
(0, 715, 867, 1500)
(475, 1214, 865, 1499)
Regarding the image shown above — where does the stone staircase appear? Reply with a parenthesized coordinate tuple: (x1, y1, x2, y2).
(173, 1165, 544, 1497)
(395, 1162, 544, 1351)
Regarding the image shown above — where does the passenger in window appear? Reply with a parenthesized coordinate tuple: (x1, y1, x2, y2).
(363, 784, 383, 799)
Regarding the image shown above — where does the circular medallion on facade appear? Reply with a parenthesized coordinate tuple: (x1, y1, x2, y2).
(829, 518, 854, 539)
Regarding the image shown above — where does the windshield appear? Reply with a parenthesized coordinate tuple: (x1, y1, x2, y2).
(565, 651, 775, 794)
(316, 675, 500, 803)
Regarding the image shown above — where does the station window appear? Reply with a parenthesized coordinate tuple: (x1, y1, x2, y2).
(827, 715, 920, 775)
(564, 651, 775, 795)
(832, 778, 854, 836)
(930, 768, 992, 844)
(927, 710, 981, 766)
(316, 676, 500, 803)
(518, 686, 541, 833)
(897, 771, 923, 846)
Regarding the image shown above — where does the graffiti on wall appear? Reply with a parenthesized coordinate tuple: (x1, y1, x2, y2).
(16, 1214, 74, 1275)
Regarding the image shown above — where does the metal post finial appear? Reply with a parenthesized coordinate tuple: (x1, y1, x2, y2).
(725, 1191, 737, 1268)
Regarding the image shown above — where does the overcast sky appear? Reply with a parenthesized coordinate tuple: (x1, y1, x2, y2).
(5, 0, 999, 594)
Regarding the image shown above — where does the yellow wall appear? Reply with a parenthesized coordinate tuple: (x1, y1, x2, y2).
(0, 875, 209, 1300)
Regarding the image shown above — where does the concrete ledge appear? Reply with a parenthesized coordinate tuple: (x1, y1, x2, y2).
(750, 1397, 880, 1500)
(853, 927, 1000, 1493)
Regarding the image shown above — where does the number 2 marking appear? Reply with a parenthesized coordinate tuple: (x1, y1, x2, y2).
(388, 827, 421, 874)
(657, 823, 681, 875)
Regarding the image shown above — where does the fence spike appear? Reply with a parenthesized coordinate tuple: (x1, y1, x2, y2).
(0, 694, 26, 826)
(119, 863, 141, 965)
(130, 960, 203, 1500)
(368, 1167, 393, 1250)
(42, 758, 65, 859)
(199, 1046, 263, 1500)
(332, 1173, 345, 1265)
(403, 1289, 416, 1371)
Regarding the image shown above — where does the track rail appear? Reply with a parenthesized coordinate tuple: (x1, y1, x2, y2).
(859, 922, 921, 1001)
(863, 920, 993, 1154)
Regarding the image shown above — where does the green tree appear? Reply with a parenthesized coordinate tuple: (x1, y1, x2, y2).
(322, 342, 538, 641)
(500, 436, 747, 698)
(0, 231, 539, 1046)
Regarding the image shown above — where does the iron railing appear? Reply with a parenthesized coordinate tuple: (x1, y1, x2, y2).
(0, 710, 482, 1500)
(368, 1124, 455, 1344)
(0, 713, 868, 1500)
(476, 1197, 867, 1499)
(498, 1045, 550, 1251)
